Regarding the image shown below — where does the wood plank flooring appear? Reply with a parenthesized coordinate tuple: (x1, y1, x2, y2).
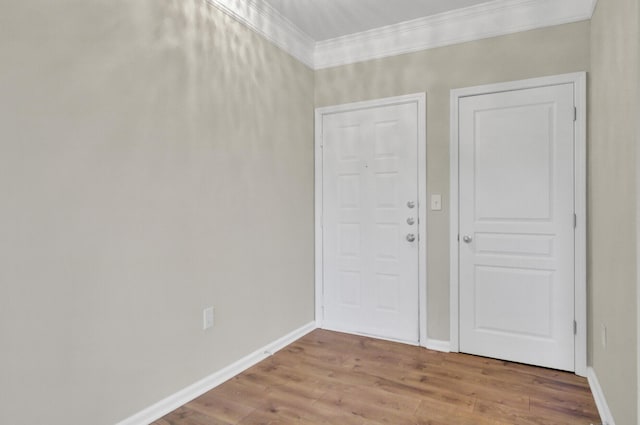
(153, 329, 601, 425)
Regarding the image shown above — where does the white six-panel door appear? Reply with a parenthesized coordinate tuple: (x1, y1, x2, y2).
(321, 101, 420, 344)
(458, 83, 576, 371)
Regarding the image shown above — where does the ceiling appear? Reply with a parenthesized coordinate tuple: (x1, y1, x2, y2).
(264, 0, 492, 41)
(210, 0, 596, 69)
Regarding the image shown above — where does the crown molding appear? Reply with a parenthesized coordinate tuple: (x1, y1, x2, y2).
(314, 0, 596, 69)
(206, 0, 315, 68)
(207, 0, 596, 70)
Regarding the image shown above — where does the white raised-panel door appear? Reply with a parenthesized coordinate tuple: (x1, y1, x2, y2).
(322, 102, 419, 344)
(458, 83, 575, 371)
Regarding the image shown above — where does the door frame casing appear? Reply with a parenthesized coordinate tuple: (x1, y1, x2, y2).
(449, 72, 587, 376)
(314, 93, 428, 346)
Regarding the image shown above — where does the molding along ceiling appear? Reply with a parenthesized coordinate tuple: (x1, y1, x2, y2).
(208, 0, 598, 70)
(206, 0, 316, 67)
(314, 0, 597, 69)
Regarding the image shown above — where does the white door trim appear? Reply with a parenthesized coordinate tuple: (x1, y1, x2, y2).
(449, 72, 587, 376)
(315, 93, 428, 347)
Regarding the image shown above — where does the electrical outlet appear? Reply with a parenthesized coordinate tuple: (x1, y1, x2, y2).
(203, 307, 214, 330)
(601, 324, 607, 349)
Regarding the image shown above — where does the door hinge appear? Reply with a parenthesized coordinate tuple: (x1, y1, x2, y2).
(573, 320, 577, 335)
(573, 107, 577, 122)
(574, 213, 577, 228)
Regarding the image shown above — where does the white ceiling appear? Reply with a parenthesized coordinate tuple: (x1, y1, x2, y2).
(210, 0, 596, 68)
(264, 0, 493, 41)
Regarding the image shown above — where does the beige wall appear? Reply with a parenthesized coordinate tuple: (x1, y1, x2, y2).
(0, 1, 314, 424)
(316, 22, 591, 341)
(589, 0, 639, 423)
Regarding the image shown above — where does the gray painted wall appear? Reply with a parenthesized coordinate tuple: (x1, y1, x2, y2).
(315, 21, 591, 341)
(0, 1, 315, 424)
(590, 0, 639, 423)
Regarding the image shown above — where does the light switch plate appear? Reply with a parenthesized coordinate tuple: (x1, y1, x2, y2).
(431, 194, 442, 211)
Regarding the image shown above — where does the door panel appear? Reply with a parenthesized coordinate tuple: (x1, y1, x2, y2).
(323, 102, 419, 343)
(458, 83, 575, 371)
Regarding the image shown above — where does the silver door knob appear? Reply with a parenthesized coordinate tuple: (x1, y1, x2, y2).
(463, 235, 472, 243)
(407, 217, 415, 225)
(406, 234, 416, 242)
(407, 201, 415, 209)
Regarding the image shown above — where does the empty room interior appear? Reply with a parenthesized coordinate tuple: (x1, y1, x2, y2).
(1, 0, 639, 424)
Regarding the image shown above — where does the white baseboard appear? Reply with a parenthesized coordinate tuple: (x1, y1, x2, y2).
(587, 366, 616, 425)
(425, 339, 451, 353)
(115, 321, 317, 425)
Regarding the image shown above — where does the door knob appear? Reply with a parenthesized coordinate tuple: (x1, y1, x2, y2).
(407, 217, 415, 225)
(407, 201, 416, 209)
(462, 235, 472, 243)
(406, 234, 416, 242)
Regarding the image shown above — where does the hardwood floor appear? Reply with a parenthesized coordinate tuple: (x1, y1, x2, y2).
(153, 329, 601, 425)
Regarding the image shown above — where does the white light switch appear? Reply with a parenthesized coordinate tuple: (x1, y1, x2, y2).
(431, 194, 442, 211)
